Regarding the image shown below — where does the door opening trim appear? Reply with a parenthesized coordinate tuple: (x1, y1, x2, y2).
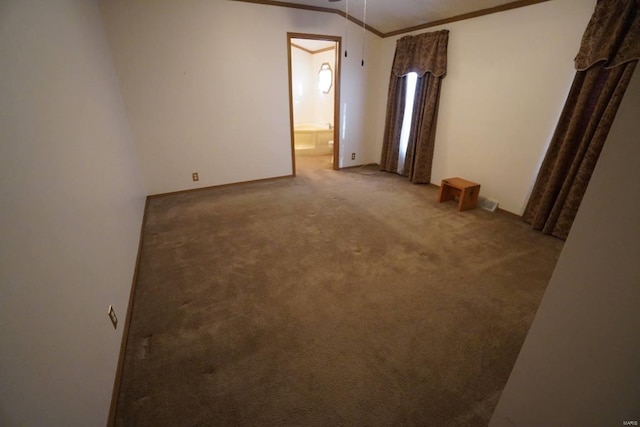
(287, 32, 341, 175)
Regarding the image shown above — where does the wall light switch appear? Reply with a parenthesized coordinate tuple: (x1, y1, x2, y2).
(108, 305, 118, 329)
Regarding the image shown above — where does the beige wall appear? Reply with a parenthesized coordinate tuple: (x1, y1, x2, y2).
(100, 0, 382, 195)
(490, 66, 640, 427)
(0, 1, 146, 425)
(371, 0, 596, 214)
(291, 44, 336, 127)
(291, 46, 315, 125)
(98, 0, 597, 206)
(2, 1, 625, 425)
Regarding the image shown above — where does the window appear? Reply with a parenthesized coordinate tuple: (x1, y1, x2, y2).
(397, 72, 418, 174)
(318, 63, 333, 94)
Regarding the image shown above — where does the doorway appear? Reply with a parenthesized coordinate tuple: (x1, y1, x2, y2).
(287, 33, 341, 175)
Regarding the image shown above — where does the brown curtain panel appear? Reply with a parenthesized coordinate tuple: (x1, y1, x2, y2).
(524, 0, 639, 239)
(405, 74, 442, 183)
(380, 30, 448, 184)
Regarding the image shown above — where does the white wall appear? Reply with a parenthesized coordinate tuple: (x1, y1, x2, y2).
(372, 0, 596, 214)
(490, 65, 640, 427)
(291, 45, 335, 127)
(96, 0, 597, 203)
(291, 47, 315, 125)
(99, 0, 381, 194)
(0, 1, 146, 425)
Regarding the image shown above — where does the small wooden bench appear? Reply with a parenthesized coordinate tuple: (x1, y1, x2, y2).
(437, 177, 480, 211)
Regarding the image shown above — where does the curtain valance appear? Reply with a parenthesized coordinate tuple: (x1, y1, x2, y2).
(575, 0, 640, 71)
(391, 30, 449, 77)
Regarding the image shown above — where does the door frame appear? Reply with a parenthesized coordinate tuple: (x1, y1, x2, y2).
(287, 32, 341, 175)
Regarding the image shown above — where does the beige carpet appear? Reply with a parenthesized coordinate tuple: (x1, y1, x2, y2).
(115, 155, 563, 426)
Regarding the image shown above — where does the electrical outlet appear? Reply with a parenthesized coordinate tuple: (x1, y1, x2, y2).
(351, 153, 356, 160)
(192, 172, 199, 181)
(108, 305, 118, 329)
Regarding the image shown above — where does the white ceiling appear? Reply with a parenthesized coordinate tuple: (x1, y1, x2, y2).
(251, 0, 547, 36)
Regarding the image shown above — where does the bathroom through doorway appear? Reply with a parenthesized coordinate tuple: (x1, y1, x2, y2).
(287, 33, 341, 175)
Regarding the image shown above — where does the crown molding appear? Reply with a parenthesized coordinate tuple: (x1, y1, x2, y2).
(383, 0, 553, 38)
(291, 42, 336, 55)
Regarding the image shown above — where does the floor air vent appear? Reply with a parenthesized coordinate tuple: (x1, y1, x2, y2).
(478, 196, 499, 213)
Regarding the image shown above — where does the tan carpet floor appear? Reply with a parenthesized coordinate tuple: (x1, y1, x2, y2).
(115, 155, 563, 426)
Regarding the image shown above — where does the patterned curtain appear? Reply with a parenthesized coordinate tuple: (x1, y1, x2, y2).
(524, 0, 639, 239)
(380, 30, 448, 184)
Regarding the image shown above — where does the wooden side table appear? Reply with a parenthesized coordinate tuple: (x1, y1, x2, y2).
(437, 177, 481, 211)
